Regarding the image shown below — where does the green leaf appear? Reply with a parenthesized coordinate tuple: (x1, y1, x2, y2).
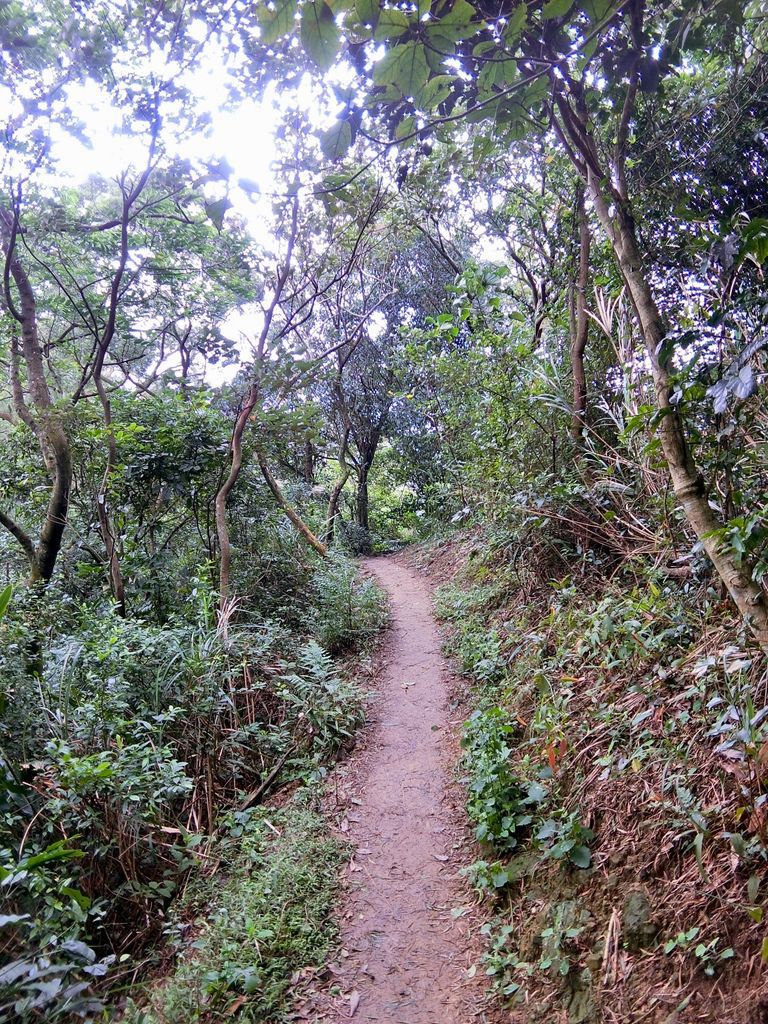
(301, 0, 341, 70)
(419, 74, 455, 109)
(580, 0, 613, 21)
(61, 886, 92, 910)
(504, 2, 528, 41)
(569, 845, 592, 868)
(373, 8, 410, 39)
(541, 0, 572, 17)
(526, 781, 547, 802)
(258, 0, 298, 44)
(204, 198, 232, 231)
(321, 119, 352, 159)
(243, 971, 261, 994)
(354, 0, 380, 27)
(728, 831, 745, 857)
(22, 843, 85, 870)
(692, 831, 709, 883)
(438, 0, 481, 38)
(0, 584, 11, 620)
(373, 41, 430, 101)
(395, 115, 416, 141)
(740, 218, 768, 267)
(477, 54, 517, 96)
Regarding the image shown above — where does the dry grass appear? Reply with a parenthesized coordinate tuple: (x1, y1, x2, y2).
(414, 527, 768, 1024)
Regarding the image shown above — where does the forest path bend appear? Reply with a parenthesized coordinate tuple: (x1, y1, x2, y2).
(306, 555, 493, 1024)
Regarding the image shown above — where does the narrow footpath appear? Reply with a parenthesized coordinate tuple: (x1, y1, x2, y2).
(303, 555, 495, 1024)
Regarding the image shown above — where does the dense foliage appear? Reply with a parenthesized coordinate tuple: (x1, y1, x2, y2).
(2, 0, 768, 1020)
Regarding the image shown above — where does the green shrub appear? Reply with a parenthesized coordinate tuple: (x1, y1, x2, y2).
(123, 802, 344, 1023)
(309, 555, 388, 654)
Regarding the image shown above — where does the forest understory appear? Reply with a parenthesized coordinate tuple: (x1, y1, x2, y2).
(3, 1, 768, 1022)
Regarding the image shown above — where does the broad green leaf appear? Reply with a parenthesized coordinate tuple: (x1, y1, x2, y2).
(354, 0, 380, 27)
(321, 119, 352, 159)
(425, 26, 456, 71)
(258, 0, 297, 44)
(472, 132, 494, 162)
(395, 115, 416, 140)
(318, 172, 354, 201)
(373, 41, 430, 101)
(204, 198, 232, 231)
(373, 8, 410, 39)
(61, 886, 92, 910)
(580, 0, 614, 20)
(301, 1, 341, 70)
(419, 74, 455, 109)
(473, 40, 497, 56)
(541, 0, 572, 17)
(477, 54, 517, 96)
(740, 218, 768, 267)
(570, 845, 591, 868)
(439, 0, 481, 38)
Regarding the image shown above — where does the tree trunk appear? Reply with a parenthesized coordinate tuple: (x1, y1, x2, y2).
(0, 210, 72, 584)
(324, 465, 351, 546)
(588, 179, 768, 649)
(303, 439, 315, 484)
(214, 386, 259, 606)
(96, 488, 126, 614)
(324, 428, 352, 545)
(570, 182, 590, 441)
(355, 462, 371, 534)
(94, 381, 126, 614)
(257, 450, 328, 557)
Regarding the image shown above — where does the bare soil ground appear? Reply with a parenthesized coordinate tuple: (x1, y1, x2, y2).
(298, 554, 497, 1024)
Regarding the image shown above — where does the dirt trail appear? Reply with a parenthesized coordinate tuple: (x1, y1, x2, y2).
(306, 555, 493, 1024)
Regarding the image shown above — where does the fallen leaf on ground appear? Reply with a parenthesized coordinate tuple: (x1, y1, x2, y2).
(349, 990, 361, 1017)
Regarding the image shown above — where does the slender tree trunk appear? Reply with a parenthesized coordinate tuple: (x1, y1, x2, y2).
(215, 386, 258, 605)
(570, 182, 590, 441)
(96, 488, 126, 613)
(94, 382, 126, 614)
(588, 180, 768, 648)
(257, 450, 328, 557)
(324, 465, 351, 545)
(324, 428, 352, 545)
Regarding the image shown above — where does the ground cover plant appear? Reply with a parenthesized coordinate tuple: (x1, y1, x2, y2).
(426, 521, 768, 1021)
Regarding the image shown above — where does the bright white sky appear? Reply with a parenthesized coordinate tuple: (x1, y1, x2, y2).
(2, 26, 503, 387)
(36, 48, 333, 384)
